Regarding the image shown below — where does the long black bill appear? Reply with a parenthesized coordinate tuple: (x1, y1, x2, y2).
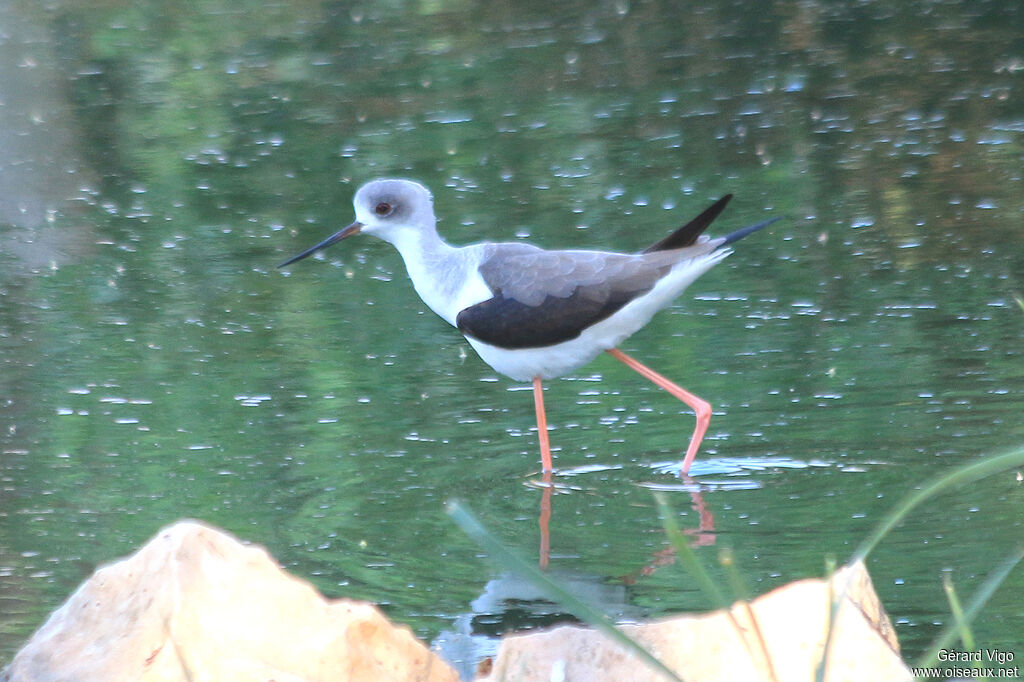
(278, 221, 363, 268)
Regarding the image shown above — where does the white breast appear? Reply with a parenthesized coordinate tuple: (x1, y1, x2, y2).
(395, 239, 493, 327)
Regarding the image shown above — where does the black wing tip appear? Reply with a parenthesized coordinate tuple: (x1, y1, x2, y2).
(643, 194, 734, 253)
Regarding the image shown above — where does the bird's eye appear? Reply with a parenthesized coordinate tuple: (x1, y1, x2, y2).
(374, 202, 392, 216)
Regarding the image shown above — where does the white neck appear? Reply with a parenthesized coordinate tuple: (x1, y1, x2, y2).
(376, 224, 487, 327)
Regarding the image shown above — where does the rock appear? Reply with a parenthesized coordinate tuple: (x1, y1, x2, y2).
(2, 520, 912, 682)
(481, 560, 911, 682)
(1, 520, 457, 682)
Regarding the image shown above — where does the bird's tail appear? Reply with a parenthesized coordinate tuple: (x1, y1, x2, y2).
(643, 195, 732, 253)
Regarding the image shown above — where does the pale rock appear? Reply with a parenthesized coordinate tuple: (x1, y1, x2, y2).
(1, 520, 457, 682)
(481, 560, 911, 682)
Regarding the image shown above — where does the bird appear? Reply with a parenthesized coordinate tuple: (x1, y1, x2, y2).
(279, 178, 777, 476)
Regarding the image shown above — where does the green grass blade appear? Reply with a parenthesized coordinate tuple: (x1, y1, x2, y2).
(718, 546, 749, 603)
(653, 492, 729, 609)
(941, 572, 975, 653)
(916, 547, 1024, 668)
(819, 447, 1024, 680)
(655, 493, 779, 682)
(851, 448, 1024, 564)
(446, 499, 684, 682)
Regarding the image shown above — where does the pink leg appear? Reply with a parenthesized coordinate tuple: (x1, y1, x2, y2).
(538, 470, 552, 569)
(606, 348, 711, 476)
(532, 376, 554, 472)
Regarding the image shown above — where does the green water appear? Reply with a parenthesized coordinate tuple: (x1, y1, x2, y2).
(2, 0, 1024, 673)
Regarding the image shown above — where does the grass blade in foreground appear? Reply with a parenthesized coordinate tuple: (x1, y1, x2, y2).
(852, 447, 1024, 565)
(655, 493, 780, 682)
(817, 447, 1024, 681)
(653, 492, 728, 608)
(446, 499, 683, 682)
(916, 547, 1024, 669)
(941, 573, 975, 655)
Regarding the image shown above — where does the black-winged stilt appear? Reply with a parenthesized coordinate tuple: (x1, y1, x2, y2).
(280, 179, 777, 475)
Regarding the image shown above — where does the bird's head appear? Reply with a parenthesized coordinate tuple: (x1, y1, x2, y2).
(278, 178, 435, 268)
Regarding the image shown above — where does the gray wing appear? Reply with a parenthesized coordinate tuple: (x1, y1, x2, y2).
(456, 244, 681, 349)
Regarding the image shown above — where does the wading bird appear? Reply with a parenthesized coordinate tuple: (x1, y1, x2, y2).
(280, 179, 776, 475)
